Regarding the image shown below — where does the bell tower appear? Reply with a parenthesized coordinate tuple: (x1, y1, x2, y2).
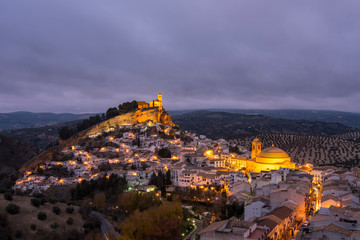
(158, 93, 163, 110)
(251, 138, 261, 159)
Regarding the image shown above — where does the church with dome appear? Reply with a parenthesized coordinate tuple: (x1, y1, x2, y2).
(246, 138, 296, 172)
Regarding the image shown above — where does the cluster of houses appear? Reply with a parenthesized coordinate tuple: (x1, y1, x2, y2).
(296, 166, 360, 239)
(198, 165, 360, 240)
(13, 122, 250, 195)
(198, 168, 315, 240)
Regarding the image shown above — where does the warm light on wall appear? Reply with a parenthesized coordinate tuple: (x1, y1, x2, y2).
(205, 150, 213, 158)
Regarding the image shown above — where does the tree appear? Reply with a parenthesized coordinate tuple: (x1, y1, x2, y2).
(4, 192, 13, 201)
(66, 207, 74, 214)
(93, 191, 106, 208)
(119, 202, 183, 240)
(6, 204, 20, 214)
(30, 224, 36, 231)
(50, 223, 59, 229)
(58, 126, 74, 140)
(67, 217, 74, 225)
(53, 206, 61, 215)
(15, 230, 22, 239)
(106, 107, 119, 119)
(31, 198, 41, 207)
(37, 212, 47, 221)
(158, 148, 171, 158)
(165, 170, 172, 185)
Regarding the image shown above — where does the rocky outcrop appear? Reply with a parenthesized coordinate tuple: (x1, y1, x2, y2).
(160, 110, 175, 126)
(84, 107, 174, 137)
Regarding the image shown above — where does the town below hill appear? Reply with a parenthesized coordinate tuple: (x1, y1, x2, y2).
(2, 100, 360, 239)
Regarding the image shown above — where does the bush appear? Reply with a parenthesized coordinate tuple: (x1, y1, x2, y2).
(59, 199, 66, 203)
(40, 198, 48, 205)
(48, 198, 58, 204)
(158, 148, 171, 158)
(6, 204, 20, 214)
(15, 230, 22, 239)
(66, 217, 74, 225)
(52, 206, 61, 215)
(31, 198, 41, 207)
(50, 223, 59, 229)
(30, 224, 36, 231)
(4, 192, 13, 201)
(66, 207, 74, 214)
(83, 220, 101, 230)
(33, 193, 44, 198)
(37, 212, 47, 221)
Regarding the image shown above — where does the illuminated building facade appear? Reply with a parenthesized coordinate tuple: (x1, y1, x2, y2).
(246, 138, 296, 173)
(137, 93, 163, 110)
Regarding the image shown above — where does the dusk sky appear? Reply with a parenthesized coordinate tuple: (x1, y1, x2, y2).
(1, 1, 360, 113)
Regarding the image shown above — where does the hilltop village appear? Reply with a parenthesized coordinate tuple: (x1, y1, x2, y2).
(11, 95, 360, 240)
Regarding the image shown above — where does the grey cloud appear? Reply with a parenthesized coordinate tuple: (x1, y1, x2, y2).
(0, 0, 360, 113)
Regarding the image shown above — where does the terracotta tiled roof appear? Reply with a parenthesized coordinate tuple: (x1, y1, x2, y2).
(198, 220, 228, 234)
(312, 223, 352, 236)
(321, 194, 340, 203)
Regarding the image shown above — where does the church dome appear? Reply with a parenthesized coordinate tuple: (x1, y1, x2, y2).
(255, 146, 290, 164)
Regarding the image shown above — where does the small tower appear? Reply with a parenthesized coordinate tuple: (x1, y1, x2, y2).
(157, 93, 163, 110)
(251, 138, 261, 159)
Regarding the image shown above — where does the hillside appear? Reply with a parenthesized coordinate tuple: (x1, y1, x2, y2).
(172, 110, 358, 138)
(229, 133, 360, 168)
(170, 109, 360, 129)
(2, 120, 81, 151)
(0, 135, 38, 190)
(19, 107, 173, 173)
(0, 111, 94, 131)
(0, 194, 86, 240)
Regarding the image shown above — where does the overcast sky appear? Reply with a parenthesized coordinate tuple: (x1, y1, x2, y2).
(1, 1, 360, 113)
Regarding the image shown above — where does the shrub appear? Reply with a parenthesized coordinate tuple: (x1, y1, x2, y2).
(59, 199, 66, 203)
(37, 212, 47, 221)
(4, 192, 13, 201)
(40, 198, 48, 205)
(66, 207, 74, 214)
(31, 198, 41, 207)
(33, 193, 44, 198)
(48, 198, 58, 204)
(15, 230, 22, 239)
(52, 206, 61, 215)
(66, 217, 74, 225)
(30, 224, 36, 231)
(50, 223, 59, 229)
(158, 148, 171, 158)
(6, 204, 20, 214)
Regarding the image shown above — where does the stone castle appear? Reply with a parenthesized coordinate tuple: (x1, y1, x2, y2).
(137, 93, 163, 111)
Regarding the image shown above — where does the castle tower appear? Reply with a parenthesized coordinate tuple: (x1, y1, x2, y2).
(158, 93, 163, 110)
(251, 138, 261, 159)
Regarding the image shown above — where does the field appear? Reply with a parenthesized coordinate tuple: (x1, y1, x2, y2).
(229, 133, 360, 167)
(0, 194, 85, 240)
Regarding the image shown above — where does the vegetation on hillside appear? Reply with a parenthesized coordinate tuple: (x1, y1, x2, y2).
(71, 174, 127, 200)
(59, 101, 138, 140)
(173, 110, 358, 139)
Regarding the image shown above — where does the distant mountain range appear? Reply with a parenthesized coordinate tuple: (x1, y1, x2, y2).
(170, 109, 360, 129)
(0, 111, 95, 131)
(1, 109, 359, 151)
(172, 110, 358, 139)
